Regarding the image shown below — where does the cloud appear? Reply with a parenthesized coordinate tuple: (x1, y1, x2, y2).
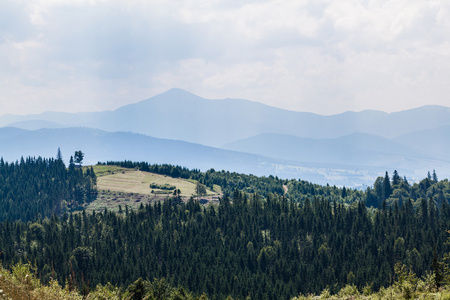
(1, 0, 450, 115)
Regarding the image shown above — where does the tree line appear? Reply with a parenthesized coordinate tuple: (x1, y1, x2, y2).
(0, 154, 96, 221)
(103, 161, 450, 210)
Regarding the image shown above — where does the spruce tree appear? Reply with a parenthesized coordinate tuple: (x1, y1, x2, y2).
(383, 172, 392, 200)
(433, 170, 438, 183)
(392, 170, 400, 187)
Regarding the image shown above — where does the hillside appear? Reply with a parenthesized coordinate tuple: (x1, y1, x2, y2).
(2, 175, 450, 299)
(2, 157, 450, 299)
(83, 165, 219, 213)
(0, 156, 96, 221)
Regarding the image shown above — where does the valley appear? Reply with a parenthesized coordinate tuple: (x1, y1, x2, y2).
(1, 89, 450, 187)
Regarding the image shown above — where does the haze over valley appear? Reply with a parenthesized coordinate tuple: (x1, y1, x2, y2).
(1, 88, 449, 187)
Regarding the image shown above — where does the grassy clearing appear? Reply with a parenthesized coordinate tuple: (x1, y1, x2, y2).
(212, 184, 222, 194)
(97, 170, 202, 196)
(90, 165, 131, 177)
(94, 165, 218, 197)
(82, 165, 220, 213)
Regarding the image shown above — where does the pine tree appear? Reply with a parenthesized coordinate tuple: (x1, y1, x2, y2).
(56, 147, 63, 162)
(392, 170, 401, 187)
(432, 247, 443, 289)
(342, 186, 347, 198)
(433, 170, 438, 183)
(69, 156, 75, 171)
(383, 172, 392, 200)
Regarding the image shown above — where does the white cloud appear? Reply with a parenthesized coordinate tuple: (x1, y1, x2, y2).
(1, 0, 450, 115)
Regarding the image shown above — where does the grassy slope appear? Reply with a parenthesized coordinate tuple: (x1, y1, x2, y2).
(83, 165, 219, 213)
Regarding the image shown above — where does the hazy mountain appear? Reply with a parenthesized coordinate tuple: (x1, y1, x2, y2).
(393, 125, 450, 162)
(2, 89, 450, 185)
(2, 89, 450, 147)
(222, 132, 450, 179)
(222, 132, 416, 166)
(6, 120, 64, 130)
(0, 127, 397, 187)
(0, 127, 261, 171)
(0, 127, 28, 140)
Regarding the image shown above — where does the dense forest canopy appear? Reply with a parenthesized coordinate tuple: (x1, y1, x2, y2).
(1, 157, 450, 299)
(1, 189, 450, 299)
(0, 155, 96, 221)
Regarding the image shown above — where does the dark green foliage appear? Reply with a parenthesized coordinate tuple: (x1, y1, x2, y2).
(433, 170, 439, 183)
(126, 278, 147, 300)
(0, 156, 96, 221)
(74, 150, 84, 166)
(124, 277, 199, 300)
(383, 172, 392, 200)
(4, 159, 450, 299)
(392, 170, 401, 187)
(150, 183, 176, 190)
(433, 247, 443, 289)
(196, 182, 207, 197)
(1, 191, 450, 299)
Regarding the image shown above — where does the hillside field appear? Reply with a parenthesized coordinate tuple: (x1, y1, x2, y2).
(82, 165, 220, 213)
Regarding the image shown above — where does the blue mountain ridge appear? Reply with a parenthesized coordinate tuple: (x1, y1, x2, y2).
(1, 88, 450, 186)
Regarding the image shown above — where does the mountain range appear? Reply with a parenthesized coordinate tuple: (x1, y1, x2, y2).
(1, 88, 449, 187)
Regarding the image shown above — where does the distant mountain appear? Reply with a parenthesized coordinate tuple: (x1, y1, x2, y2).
(2, 89, 450, 147)
(6, 120, 64, 130)
(393, 125, 450, 162)
(0, 127, 262, 171)
(0, 127, 397, 187)
(0, 127, 28, 140)
(222, 132, 450, 179)
(2, 89, 450, 185)
(222, 132, 415, 166)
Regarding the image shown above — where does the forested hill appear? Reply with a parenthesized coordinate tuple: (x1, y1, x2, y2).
(1, 189, 450, 299)
(105, 161, 450, 210)
(2, 158, 450, 299)
(0, 156, 96, 221)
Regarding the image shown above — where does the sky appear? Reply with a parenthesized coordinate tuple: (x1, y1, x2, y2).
(1, 0, 450, 116)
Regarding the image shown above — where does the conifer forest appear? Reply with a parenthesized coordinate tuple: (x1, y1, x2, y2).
(2, 157, 450, 299)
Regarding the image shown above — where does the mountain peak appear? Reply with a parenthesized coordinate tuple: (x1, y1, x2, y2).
(157, 88, 203, 100)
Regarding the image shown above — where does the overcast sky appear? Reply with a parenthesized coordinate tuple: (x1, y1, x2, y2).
(1, 0, 450, 116)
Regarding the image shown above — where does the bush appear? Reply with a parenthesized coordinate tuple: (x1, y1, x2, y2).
(149, 183, 176, 190)
(338, 284, 359, 298)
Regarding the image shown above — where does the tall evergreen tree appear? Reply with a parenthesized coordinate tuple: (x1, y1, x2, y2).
(392, 170, 401, 187)
(433, 170, 438, 183)
(383, 172, 392, 200)
(56, 147, 63, 162)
